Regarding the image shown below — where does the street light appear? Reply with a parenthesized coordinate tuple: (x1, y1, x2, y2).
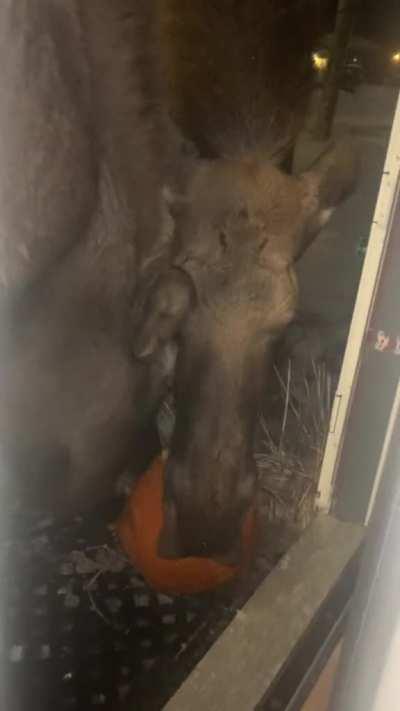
(312, 51, 329, 72)
(392, 51, 400, 65)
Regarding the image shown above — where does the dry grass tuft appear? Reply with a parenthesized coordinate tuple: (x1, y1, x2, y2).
(256, 360, 334, 531)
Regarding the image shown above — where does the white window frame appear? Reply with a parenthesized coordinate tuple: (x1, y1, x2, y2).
(317, 92, 400, 519)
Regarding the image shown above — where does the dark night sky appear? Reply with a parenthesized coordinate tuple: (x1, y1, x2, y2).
(325, 0, 400, 48)
(358, 0, 400, 48)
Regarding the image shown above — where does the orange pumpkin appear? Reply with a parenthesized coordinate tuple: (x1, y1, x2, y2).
(116, 455, 256, 595)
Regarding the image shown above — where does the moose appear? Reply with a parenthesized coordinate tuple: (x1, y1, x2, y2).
(0, 0, 356, 562)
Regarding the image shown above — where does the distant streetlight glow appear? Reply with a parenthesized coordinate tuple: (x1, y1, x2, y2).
(392, 51, 400, 64)
(312, 52, 329, 72)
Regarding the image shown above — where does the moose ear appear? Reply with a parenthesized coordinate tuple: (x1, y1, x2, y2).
(302, 138, 359, 219)
(295, 138, 359, 260)
(133, 269, 194, 360)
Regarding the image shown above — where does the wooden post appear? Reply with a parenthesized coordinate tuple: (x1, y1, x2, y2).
(315, 0, 356, 140)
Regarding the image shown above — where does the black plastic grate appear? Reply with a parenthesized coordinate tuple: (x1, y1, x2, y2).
(2, 508, 255, 711)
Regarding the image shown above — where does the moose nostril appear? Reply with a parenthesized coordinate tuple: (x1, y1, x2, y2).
(215, 447, 223, 463)
(219, 231, 228, 252)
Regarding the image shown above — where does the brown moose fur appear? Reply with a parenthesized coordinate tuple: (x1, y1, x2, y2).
(160, 0, 321, 161)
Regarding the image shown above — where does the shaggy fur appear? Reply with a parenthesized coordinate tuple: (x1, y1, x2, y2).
(0, 1, 175, 515)
(0, 1, 356, 549)
(160, 0, 321, 160)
